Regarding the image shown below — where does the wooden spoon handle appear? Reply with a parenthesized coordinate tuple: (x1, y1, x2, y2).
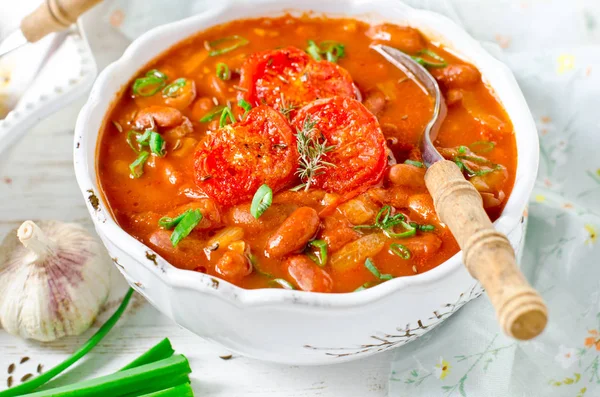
(20, 0, 102, 43)
(425, 160, 547, 340)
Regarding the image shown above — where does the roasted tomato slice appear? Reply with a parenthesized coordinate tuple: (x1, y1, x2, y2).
(194, 106, 296, 206)
(291, 96, 387, 196)
(239, 46, 356, 112)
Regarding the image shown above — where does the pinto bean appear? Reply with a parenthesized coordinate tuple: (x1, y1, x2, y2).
(226, 203, 296, 233)
(284, 255, 333, 292)
(338, 197, 379, 226)
(407, 194, 440, 225)
(387, 164, 426, 188)
(432, 64, 481, 89)
(265, 207, 320, 258)
(363, 89, 387, 117)
(134, 106, 184, 130)
(366, 24, 426, 54)
(164, 79, 196, 110)
(401, 234, 442, 258)
(215, 251, 252, 282)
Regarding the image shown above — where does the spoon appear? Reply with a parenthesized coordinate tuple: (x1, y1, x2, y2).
(371, 44, 548, 340)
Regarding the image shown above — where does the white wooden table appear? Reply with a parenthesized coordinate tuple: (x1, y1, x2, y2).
(0, 12, 393, 396)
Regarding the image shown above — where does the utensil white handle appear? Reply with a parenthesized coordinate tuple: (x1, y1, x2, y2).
(21, 0, 103, 42)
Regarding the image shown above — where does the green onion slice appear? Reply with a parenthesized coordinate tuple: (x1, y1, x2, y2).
(270, 278, 295, 290)
(219, 107, 236, 128)
(129, 151, 150, 178)
(132, 69, 168, 97)
(199, 105, 226, 122)
(250, 184, 273, 219)
(216, 63, 231, 80)
(354, 282, 375, 292)
(306, 40, 322, 61)
(162, 78, 187, 98)
(149, 132, 166, 157)
(469, 140, 496, 153)
(365, 258, 393, 281)
(208, 35, 249, 56)
(457, 145, 468, 154)
(307, 240, 328, 267)
(159, 210, 192, 229)
(170, 209, 203, 247)
(390, 243, 411, 260)
(137, 130, 152, 146)
(238, 98, 252, 116)
(306, 40, 346, 63)
(404, 159, 424, 168)
(411, 49, 447, 68)
(409, 222, 435, 232)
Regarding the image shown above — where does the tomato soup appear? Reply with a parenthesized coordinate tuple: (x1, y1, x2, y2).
(98, 16, 517, 293)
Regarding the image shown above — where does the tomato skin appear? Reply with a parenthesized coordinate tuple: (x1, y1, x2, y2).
(238, 46, 356, 112)
(194, 106, 297, 207)
(292, 96, 387, 197)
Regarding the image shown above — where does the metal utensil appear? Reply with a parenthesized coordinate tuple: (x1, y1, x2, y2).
(0, 0, 102, 59)
(371, 44, 548, 340)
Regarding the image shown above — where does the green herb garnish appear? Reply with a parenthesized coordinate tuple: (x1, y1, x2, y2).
(170, 209, 202, 247)
(469, 140, 496, 153)
(354, 281, 376, 292)
(199, 105, 226, 122)
(238, 98, 252, 117)
(307, 240, 328, 267)
(390, 243, 411, 260)
(457, 145, 468, 154)
(453, 154, 502, 177)
(365, 258, 393, 281)
(132, 69, 168, 97)
(129, 151, 150, 178)
(409, 222, 435, 232)
(162, 78, 187, 98)
(270, 278, 295, 290)
(354, 206, 415, 239)
(306, 40, 346, 63)
(0, 289, 134, 397)
(411, 49, 447, 68)
(207, 35, 249, 56)
(159, 210, 192, 229)
(219, 106, 236, 128)
(216, 63, 231, 80)
(149, 132, 166, 157)
(293, 115, 336, 191)
(250, 184, 273, 219)
(404, 159, 424, 168)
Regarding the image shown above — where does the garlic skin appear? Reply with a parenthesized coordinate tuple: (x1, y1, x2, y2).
(0, 221, 111, 342)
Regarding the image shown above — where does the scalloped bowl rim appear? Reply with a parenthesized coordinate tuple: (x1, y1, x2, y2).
(74, 0, 538, 310)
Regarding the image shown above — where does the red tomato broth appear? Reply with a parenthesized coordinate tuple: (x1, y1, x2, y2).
(97, 15, 517, 293)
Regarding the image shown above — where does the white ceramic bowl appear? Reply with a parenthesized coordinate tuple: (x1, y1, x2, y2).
(74, 0, 538, 365)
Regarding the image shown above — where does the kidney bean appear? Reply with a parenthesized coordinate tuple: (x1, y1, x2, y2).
(363, 89, 387, 117)
(401, 234, 442, 258)
(387, 163, 426, 188)
(284, 255, 333, 292)
(407, 193, 440, 225)
(432, 64, 481, 89)
(265, 207, 320, 258)
(215, 251, 252, 282)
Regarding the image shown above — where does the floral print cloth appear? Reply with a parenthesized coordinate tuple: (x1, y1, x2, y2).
(389, 0, 600, 396)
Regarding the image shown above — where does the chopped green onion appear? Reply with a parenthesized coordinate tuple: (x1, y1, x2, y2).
(23, 355, 191, 397)
(159, 210, 191, 229)
(307, 240, 328, 267)
(129, 151, 150, 178)
(199, 105, 226, 122)
(216, 63, 231, 80)
(0, 289, 134, 397)
(411, 49, 447, 68)
(469, 140, 496, 153)
(132, 69, 168, 97)
(354, 206, 415, 238)
(250, 184, 273, 219)
(404, 159, 424, 168)
(120, 338, 175, 371)
(162, 78, 187, 98)
(150, 132, 166, 157)
(409, 222, 435, 232)
(306, 40, 345, 63)
(270, 278, 295, 290)
(390, 243, 411, 260)
(208, 35, 249, 56)
(249, 253, 274, 278)
(170, 209, 202, 247)
(238, 98, 252, 116)
(454, 155, 501, 177)
(137, 130, 153, 146)
(354, 282, 375, 292)
(364, 258, 393, 281)
(219, 107, 236, 127)
(127, 131, 140, 152)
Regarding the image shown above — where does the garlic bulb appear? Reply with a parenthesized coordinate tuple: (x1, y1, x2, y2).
(0, 220, 111, 342)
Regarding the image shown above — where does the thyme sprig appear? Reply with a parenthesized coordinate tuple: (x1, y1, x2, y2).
(292, 115, 336, 191)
